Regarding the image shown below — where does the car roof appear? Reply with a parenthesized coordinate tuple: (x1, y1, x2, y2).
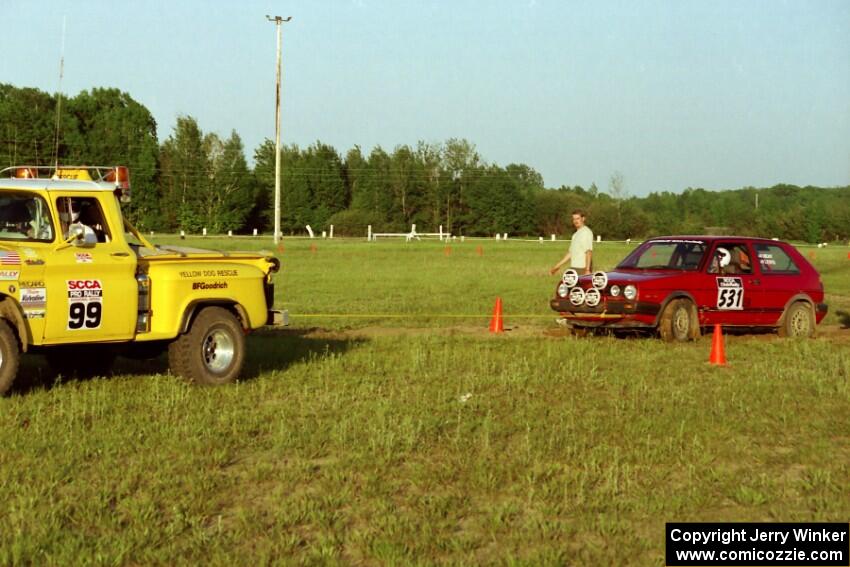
(648, 235, 786, 244)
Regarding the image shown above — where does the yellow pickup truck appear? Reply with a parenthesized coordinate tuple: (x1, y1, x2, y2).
(0, 165, 285, 393)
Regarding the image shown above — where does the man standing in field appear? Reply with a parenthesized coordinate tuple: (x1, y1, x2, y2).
(549, 209, 594, 275)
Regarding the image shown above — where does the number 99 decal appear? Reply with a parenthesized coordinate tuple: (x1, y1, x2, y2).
(66, 279, 104, 330)
(68, 302, 102, 329)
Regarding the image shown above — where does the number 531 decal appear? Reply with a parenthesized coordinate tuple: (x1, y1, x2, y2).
(716, 277, 744, 310)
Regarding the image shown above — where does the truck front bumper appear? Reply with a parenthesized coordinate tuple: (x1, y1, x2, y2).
(266, 309, 289, 326)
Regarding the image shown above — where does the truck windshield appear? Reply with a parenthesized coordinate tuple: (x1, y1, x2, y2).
(0, 193, 54, 242)
(617, 240, 707, 271)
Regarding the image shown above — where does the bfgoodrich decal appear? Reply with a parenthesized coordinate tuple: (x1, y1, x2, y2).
(192, 281, 229, 290)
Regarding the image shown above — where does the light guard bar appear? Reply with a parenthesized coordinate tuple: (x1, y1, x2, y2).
(0, 165, 131, 202)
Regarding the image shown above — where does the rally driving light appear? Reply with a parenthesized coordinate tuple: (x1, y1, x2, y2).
(610, 285, 621, 297)
(624, 285, 638, 301)
(557, 283, 570, 298)
(569, 287, 585, 306)
(591, 271, 608, 289)
(584, 288, 601, 307)
(562, 269, 578, 287)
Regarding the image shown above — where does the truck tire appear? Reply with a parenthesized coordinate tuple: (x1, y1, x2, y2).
(659, 298, 698, 342)
(168, 306, 245, 386)
(46, 346, 117, 379)
(0, 319, 20, 395)
(778, 301, 815, 338)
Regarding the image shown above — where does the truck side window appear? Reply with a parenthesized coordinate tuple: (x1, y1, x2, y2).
(57, 197, 111, 243)
(0, 193, 54, 242)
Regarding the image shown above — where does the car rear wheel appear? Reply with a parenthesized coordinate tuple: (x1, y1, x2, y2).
(659, 299, 698, 342)
(0, 319, 20, 395)
(779, 301, 815, 338)
(168, 306, 246, 385)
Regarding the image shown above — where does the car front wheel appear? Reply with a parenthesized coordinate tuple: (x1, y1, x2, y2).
(659, 298, 698, 342)
(168, 306, 246, 385)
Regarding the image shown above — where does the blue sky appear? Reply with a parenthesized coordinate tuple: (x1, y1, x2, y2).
(3, 0, 848, 195)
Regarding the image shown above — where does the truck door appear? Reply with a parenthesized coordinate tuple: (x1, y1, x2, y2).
(43, 195, 137, 342)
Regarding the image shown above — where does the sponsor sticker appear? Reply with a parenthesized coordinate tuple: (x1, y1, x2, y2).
(74, 252, 93, 264)
(192, 281, 229, 290)
(66, 279, 103, 330)
(716, 277, 744, 310)
(180, 269, 239, 278)
(20, 287, 46, 309)
(0, 269, 19, 281)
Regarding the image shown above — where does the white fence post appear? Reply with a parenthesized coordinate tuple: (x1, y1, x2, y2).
(330, 225, 334, 239)
(368, 225, 372, 241)
(306, 225, 314, 238)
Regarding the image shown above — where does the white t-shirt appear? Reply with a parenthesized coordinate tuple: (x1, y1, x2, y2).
(569, 225, 594, 269)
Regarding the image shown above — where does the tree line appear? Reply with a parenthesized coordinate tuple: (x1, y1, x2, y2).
(2, 84, 848, 242)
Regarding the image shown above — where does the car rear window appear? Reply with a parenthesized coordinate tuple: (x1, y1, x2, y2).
(754, 244, 800, 274)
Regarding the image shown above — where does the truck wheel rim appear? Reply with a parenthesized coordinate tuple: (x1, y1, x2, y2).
(202, 329, 235, 373)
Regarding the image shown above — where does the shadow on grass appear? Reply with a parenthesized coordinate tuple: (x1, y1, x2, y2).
(241, 327, 368, 379)
(836, 310, 850, 329)
(9, 328, 367, 396)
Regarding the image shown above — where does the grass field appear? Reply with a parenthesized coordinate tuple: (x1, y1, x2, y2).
(1, 237, 848, 565)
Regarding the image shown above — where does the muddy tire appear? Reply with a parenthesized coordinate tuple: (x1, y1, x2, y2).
(779, 301, 815, 338)
(168, 307, 245, 386)
(659, 299, 698, 342)
(0, 319, 20, 395)
(46, 345, 117, 379)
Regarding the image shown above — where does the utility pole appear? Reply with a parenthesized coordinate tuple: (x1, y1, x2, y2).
(266, 15, 292, 244)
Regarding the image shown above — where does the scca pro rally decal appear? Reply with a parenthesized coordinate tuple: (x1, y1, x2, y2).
(66, 279, 103, 330)
(716, 277, 744, 310)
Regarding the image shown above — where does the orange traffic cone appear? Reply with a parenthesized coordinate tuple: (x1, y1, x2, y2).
(277, 242, 285, 253)
(444, 246, 452, 256)
(310, 243, 317, 254)
(476, 245, 484, 256)
(489, 297, 504, 333)
(709, 324, 726, 366)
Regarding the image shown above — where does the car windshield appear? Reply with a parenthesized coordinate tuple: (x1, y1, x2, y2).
(0, 193, 54, 242)
(617, 240, 707, 271)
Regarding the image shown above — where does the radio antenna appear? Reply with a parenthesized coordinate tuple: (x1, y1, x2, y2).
(53, 15, 67, 170)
